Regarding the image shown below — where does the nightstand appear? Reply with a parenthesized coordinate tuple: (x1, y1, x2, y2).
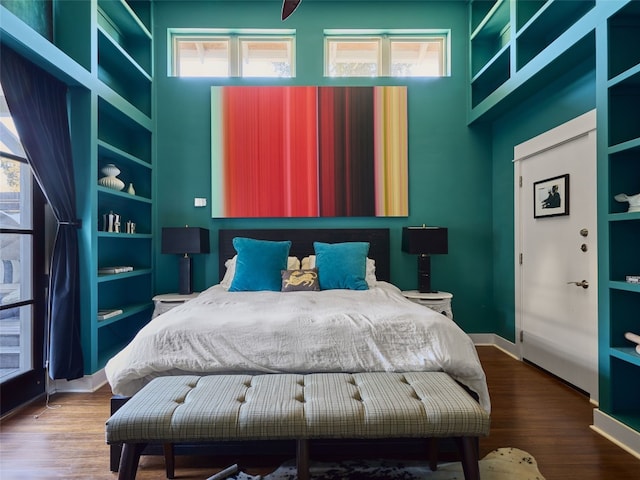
(402, 290, 453, 319)
(152, 292, 200, 318)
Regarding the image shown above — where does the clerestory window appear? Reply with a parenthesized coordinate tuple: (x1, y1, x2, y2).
(171, 30, 296, 78)
(324, 30, 449, 77)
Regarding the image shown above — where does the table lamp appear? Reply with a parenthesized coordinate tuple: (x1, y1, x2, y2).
(402, 226, 448, 293)
(161, 226, 210, 294)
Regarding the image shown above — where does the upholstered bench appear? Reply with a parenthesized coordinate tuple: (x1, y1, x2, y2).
(106, 372, 490, 480)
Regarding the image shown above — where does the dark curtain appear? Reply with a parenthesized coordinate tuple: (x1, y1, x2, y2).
(0, 45, 83, 380)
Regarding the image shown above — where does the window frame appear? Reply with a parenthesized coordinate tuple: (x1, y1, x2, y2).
(324, 36, 382, 77)
(0, 80, 47, 413)
(170, 29, 296, 78)
(0, 150, 46, 415)
(324, 30, 450, 78)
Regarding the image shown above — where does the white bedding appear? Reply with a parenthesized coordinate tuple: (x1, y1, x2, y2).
(105, 282, 490, 412)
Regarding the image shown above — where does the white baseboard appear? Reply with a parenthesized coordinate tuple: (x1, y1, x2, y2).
(591, 409, 640, 459)
(54, 369, 107, 393)
(470, 333, 518, 359)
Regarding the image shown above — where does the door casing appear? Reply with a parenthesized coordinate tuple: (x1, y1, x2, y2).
(514, 109, 598, 402)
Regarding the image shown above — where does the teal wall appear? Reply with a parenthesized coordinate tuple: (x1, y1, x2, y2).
(0, 0, 602, 339)
(152, 1, 496, 333)
(490, 58, 596, 341)
(0, 0, 51, 40)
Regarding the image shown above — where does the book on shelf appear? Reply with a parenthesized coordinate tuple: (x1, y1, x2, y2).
(98, 266, 134, 275)
(97, 309, 123, 321)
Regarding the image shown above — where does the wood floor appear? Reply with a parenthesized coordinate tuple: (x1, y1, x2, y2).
(1, 346, 638, 479)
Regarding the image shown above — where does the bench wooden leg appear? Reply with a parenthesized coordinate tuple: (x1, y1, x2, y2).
(110, 443, 123, 472)
(297, 439, 310, 480)
(454, 436, 480, 480)
(163, 443, 175, 479)
(118, 442, 147, 480)
(110, 396, 131, 472)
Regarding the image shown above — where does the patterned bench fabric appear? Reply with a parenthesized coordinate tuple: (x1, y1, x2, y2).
(106, 372, 490, 444)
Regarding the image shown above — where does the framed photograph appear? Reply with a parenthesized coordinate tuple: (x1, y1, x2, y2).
(533, 174, 569, 218)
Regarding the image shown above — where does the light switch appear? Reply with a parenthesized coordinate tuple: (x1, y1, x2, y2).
(194, 198, 207, 207)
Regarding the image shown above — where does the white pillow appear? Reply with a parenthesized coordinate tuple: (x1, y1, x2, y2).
(220, 255, 300, 290)
(301, 255, 377, 287)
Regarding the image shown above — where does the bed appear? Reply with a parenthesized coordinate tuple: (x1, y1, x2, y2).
(105, 228, 489, 412)
(105, 228, 490, 471)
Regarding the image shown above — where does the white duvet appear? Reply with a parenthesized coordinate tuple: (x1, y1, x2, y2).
(105, 282, 490, 412)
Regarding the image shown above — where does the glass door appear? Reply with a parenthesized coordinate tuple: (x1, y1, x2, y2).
(0, 83, 46, 415)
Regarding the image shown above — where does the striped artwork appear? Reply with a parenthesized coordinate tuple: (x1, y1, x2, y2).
(211, 86, 408, 218)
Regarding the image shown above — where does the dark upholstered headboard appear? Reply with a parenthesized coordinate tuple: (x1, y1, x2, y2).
(218, 228, 390, 283)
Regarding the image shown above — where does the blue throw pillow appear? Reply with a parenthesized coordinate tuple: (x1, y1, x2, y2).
(229, 237, 292, 291)
(313, 241, 369, 290)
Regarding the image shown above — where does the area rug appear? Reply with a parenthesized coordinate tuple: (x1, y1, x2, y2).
(219, 447, 545, 480)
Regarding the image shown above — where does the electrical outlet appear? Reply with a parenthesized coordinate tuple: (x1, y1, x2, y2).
(194, 198, 207, 207)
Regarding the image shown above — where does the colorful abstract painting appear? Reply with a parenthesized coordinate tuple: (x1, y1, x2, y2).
(211, 86, 408, 218)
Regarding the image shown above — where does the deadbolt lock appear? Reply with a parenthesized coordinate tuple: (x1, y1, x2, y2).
(580, 228, 589, 237)
(581, 243, 588, 252)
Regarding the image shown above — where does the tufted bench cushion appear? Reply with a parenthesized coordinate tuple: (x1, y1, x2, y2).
(106, 372, 490, 480)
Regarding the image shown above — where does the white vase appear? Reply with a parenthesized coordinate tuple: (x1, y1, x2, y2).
(98, 163, 125, 191)
(127, 183, 136, 195)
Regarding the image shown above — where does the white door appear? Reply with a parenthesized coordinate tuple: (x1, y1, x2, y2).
(514, 110, 598, 401)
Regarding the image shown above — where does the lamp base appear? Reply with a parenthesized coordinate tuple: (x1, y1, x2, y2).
(417, 254, 434, 293)
(178, 255, 192, 295)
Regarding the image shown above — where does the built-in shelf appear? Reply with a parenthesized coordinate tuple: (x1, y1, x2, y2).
(515, 0, 545, 32)
(98, 139, 151, 168)
(471, 46, 510, 108)
(97, 186, 152, 204)
(610, 347, 640, 368)
(609, 281, 640, 293)
(607, 212, 640, 222)
(96, 0, 153, 120)
(471, 0, 503, 34)
(98, 232, 153, 239)
(608, 71, 640, 147)
(97, 269, 152, 283)
(471, 43, 510, 84)
(607, 0, 640, 80)
(607, 356, 640, 432)
(80, 0, 154, 375)
(98, 97, 151, 162)
(608, 63, 640, 89)
(96, 307, 151, 369)
(97, 26, 151, 117)
(607, 137, 640, 154)
(97, 0, 152, 73)
(470, 0, 509, 40)
(604, 9, 640, 418)
(96, 302, 154, 328)
(98, 0, 152, 41)
(470, 0, 510, 78)
(469, 0, 597, 121)
(515, 0, 594, 70)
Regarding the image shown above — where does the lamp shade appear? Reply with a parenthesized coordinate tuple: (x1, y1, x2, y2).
(161, 227, 210, 255)
(402, 226, 448, 255)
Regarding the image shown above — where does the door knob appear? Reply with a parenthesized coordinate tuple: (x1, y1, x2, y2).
(567, 280, 589, 289)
